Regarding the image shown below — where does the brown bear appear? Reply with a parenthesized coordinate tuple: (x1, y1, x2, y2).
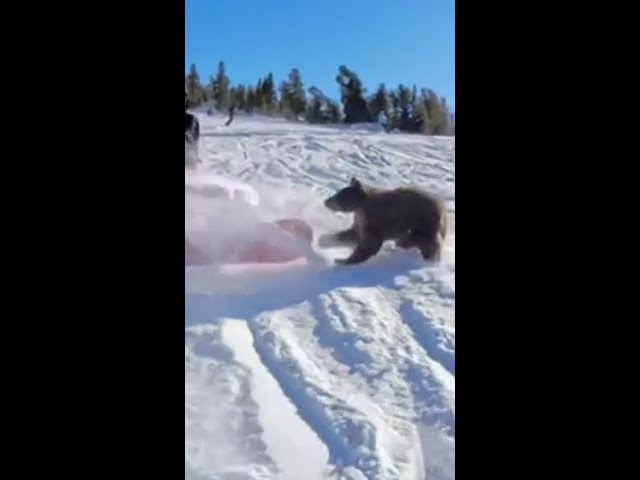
(318, 177, 447, 265)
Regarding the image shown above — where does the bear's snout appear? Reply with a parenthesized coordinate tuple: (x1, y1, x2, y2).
(324, 197, 337, 210)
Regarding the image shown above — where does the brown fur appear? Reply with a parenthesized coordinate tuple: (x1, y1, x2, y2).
(319, 177, 447, 265)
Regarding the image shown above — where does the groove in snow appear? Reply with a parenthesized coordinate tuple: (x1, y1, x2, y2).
(222, 318, 329, 480)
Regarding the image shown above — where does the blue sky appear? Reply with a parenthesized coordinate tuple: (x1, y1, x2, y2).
(185, 0, 455, 111)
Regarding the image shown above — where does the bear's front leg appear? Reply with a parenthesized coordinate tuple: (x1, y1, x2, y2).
(335, 232, 383, 265)
(318, 228, 359, 248)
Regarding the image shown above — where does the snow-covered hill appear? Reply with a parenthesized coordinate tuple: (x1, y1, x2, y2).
(185, 114, 455, 480)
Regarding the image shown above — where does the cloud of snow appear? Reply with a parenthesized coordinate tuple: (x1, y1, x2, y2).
(185, 170, 348, 264)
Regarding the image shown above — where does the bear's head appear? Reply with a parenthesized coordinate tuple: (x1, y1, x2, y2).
(324, 178, 367, 212)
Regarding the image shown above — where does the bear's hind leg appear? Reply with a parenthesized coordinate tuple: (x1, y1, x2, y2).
(396, 230, 419, 249)
(417, 236, 442, 262)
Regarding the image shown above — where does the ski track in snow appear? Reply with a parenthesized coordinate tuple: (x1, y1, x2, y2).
(186, 114, 455, 480)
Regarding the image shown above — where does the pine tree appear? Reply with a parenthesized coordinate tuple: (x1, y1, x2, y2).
(279, 68, 307, 120)
(207, 75, 216, 106)
(439, 96, 452, 135)
(369, 83, 391, 123)
(306, 97, 323, 123)
(254, 78, 264, 111)
(419, 89, 450, 135)
(234, 84, 247, 111)
(306, 100, 321, 123)
(389, 84, 415, 131)
(411, 85, 418, 112)
(186, 64, 204, 107)
(278, 82, 291, 117)
(327, 100, 342, 123)
(261, 73, 277, 113)
(435, 95, 451, 135)
(306, 86, 326, 123)
(335, 65, 371, 123)
(246, 86, 256, 114)
(279, 82, 289, 115)
(212, 61, 231, 111)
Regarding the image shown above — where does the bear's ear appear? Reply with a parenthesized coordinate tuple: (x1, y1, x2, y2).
(350, 177, 361, 189)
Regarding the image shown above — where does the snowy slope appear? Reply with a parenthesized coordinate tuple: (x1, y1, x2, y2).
(185, 114, 455, 480)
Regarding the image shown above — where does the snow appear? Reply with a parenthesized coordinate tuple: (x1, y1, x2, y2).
(222, 319, 329, 480)
(186, 171, 260, 206)
(185, 114, 455, 480)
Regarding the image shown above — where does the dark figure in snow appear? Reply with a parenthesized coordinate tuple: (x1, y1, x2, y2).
(319, 177, 447, 265)
(185, 88, 200, 168)
(225, 104, 236, 126)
